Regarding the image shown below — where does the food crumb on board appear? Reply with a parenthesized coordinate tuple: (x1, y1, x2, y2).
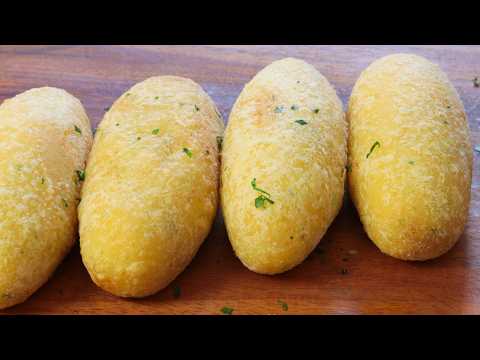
(221, 306, 234, 315)
(173, 285, 181, 299)
(277, 300, 288, 311)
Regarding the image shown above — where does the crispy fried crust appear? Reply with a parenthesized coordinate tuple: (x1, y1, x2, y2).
(0, 87, 93, 309)
(348, 54, 473, 260)
(79, 76, 224, 297)
(221, 58, 347, 274)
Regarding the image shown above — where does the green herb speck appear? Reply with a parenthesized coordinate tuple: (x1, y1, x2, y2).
(295, 119, 308, 125)
(62, 198, 68, 208)
(76, 170, 86, 182)
(104, 107, 110, 112)
(41, 177, 45, 184)
(255, 194, 274, 208)
(277, 300, 288, 311)
(74, 125, 82, 135)
(115, 123, 120, 127)
(221, 307, 234, 315)
(313, 108, 320, 114)
(366, 141, 380, 159)
(408, 160, 415, 165)
(126, 93, 131, 97)
(173, 285, 181, 299)
(194, 105, 200, 112)
(291, 105, 298, 111)
(137, 137, 141, 141)
(154, 96, 159, 100)
(183, 148, 193, 158)
(251, 178, 271, 196)
(152, 128, 160, 135)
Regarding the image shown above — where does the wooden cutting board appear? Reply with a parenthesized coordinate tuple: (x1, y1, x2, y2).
(0, 45, 479, 315)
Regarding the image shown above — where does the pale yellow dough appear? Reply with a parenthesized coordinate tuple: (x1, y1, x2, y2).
(221, 58, 347, 275)
(79, 76, 224, 297)
(0, 87, 93, 309)
(348, 54, 473, 260)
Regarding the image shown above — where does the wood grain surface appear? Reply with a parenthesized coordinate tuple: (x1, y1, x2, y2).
(0, 45, 479, 315)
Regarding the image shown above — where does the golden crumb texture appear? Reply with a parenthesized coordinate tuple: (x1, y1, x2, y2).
(348, 53, 473, 260)
(221, 58, 347, 274)
(79, 76, 224, 297)
(0, 87, 93, 309)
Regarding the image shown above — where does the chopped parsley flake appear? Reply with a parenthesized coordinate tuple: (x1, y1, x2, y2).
(115, 123, 120, 127)
(251, 178, 271, 196)
(474, 77, 480, 88)
(255, 194, 274, 208)
(126, 93, 131, 97)
(173, 285, 181, 299)
(137, 137, 141, 141)
(252, 178, 274, 208)
(295, 119, 308, 125)
(313, 108, 320, 114)
(408, 160, 415, 165)
(76, 170, 86, 181)
(183, 148, 193, 158)
(62, 198, 68, 208)
(154, 96, 159, 100)
(216, 136, 223, 151)
(194, 105, 200, 111)
(221, 307, 234, 315)
(291, 105, 298, 110)
(104, 107, 110, 112)
(152, 128, 160, 135)
(274, 106, 284, 113)
(74, 125, 82, 135)
(366, 141, 380, 159)
(277, 300, 288, 311)
(41, 177, 45, 184)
